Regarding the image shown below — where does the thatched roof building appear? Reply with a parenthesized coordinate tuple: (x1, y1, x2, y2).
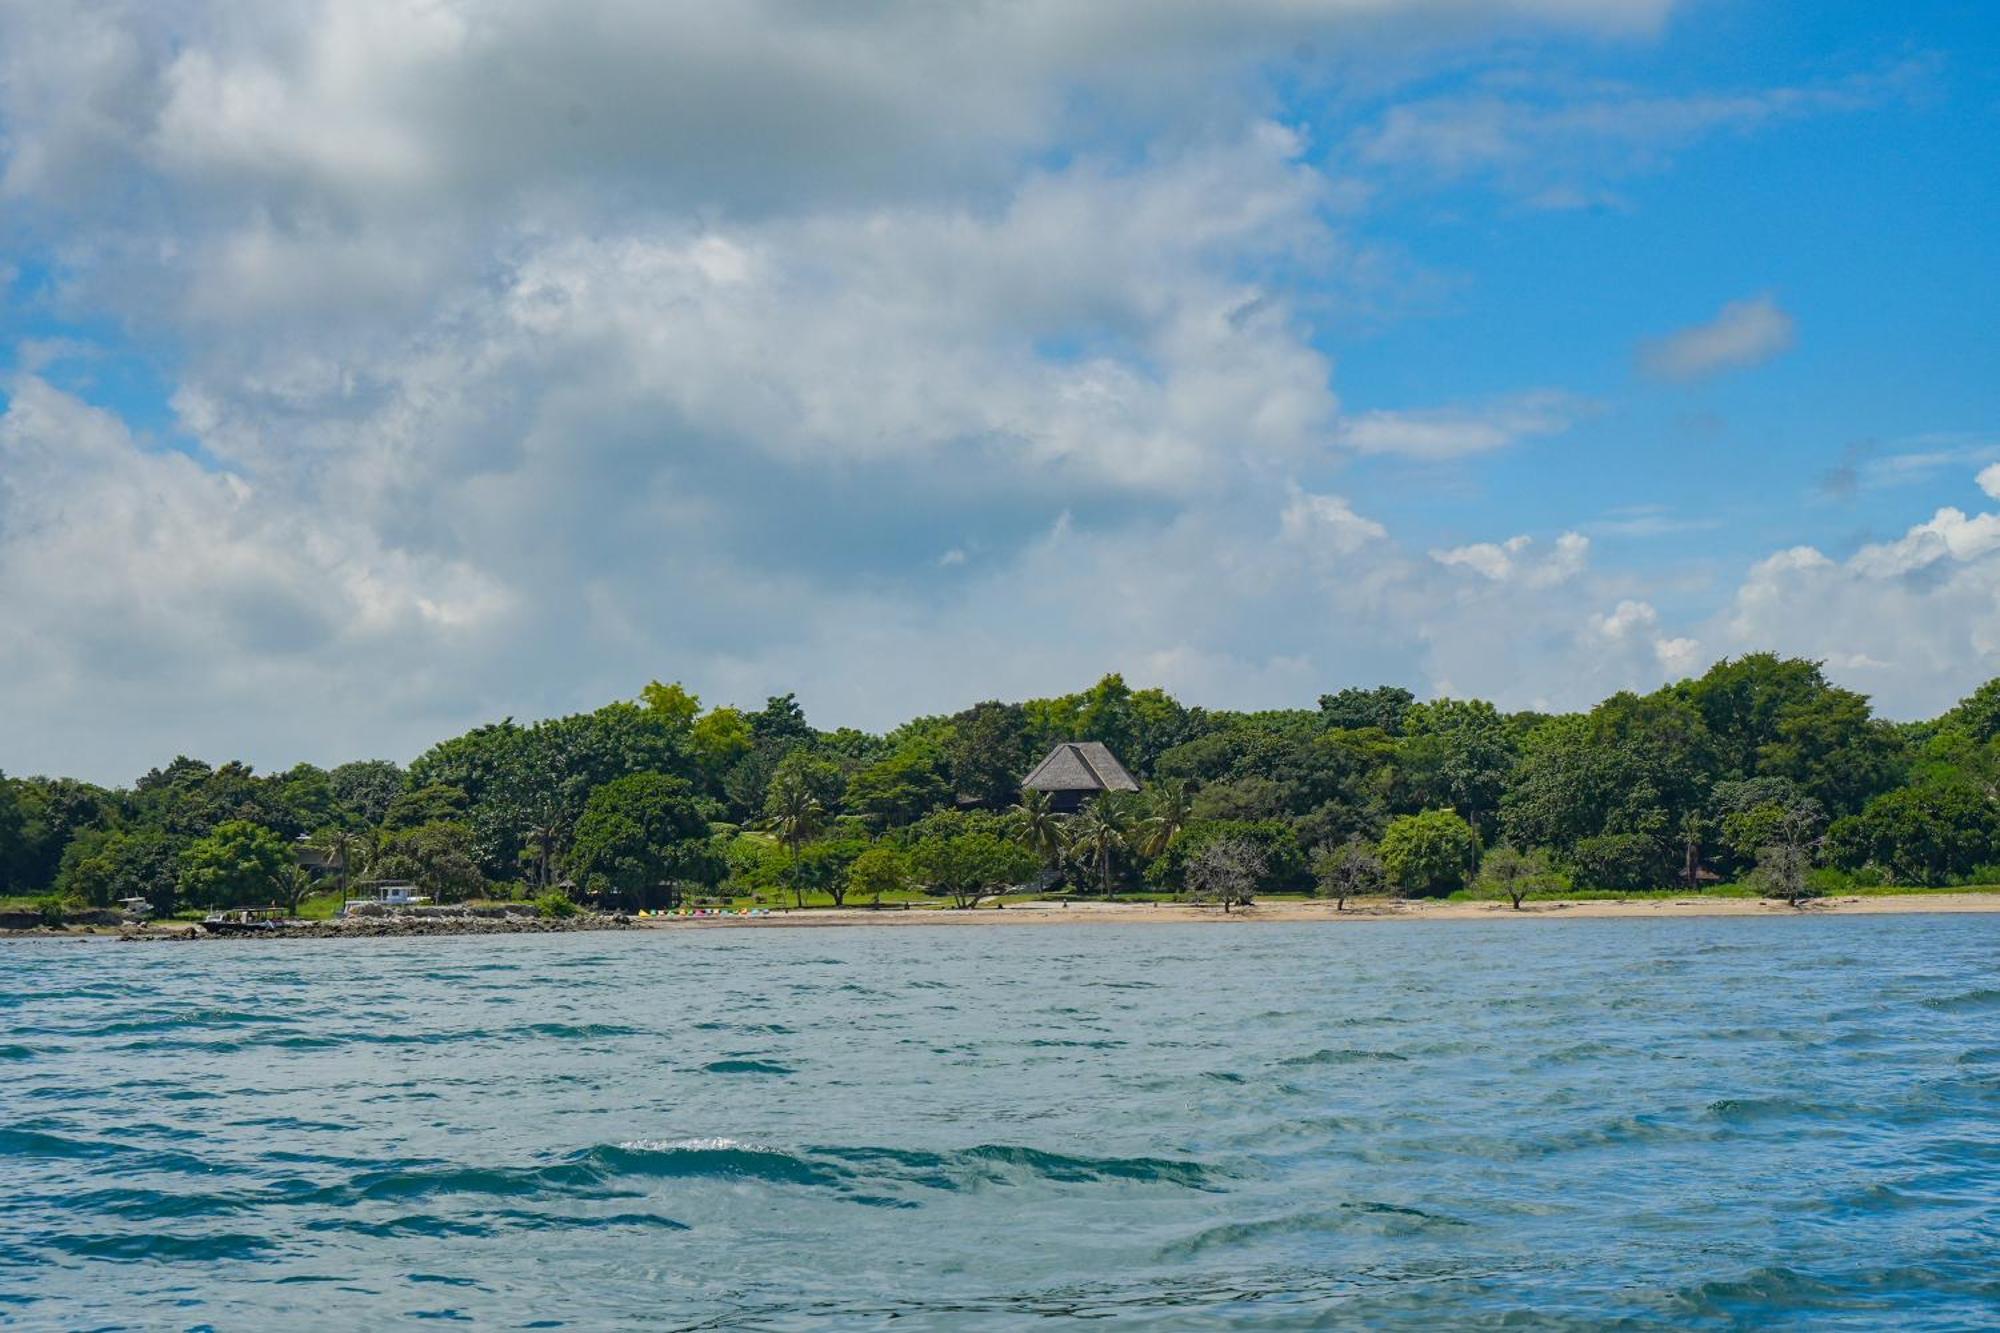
(1022, 741, 1140, 812)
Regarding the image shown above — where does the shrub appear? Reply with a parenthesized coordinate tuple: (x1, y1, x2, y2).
(1568, 832, 1674, 892)
(35, 893, 79, 927)
(1147, 819, 1305, 894)
(1377, 809, 1478, 897)
(536, 891, 580, 919)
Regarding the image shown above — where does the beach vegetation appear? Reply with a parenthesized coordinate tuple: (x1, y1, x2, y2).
(1183, 836, 1264, 912)
(18, 655, 2000, 916)
(569, 773, 722, 911)
(1476, 845, 1561, 910)
(178, 820, 293, 910)
(909, 828, 1037, 909)
(1312, 838, 1386, 911)
(1378, 809, 1479, 897)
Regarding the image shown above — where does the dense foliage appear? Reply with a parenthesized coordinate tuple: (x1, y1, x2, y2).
(9, 653, 2000, 916)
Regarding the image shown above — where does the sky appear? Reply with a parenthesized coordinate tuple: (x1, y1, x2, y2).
(0, 0, 1997, 785)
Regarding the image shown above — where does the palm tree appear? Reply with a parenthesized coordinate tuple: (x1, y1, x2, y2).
(522, 816, 566, 892)
(1070, 792, 1134, 900)
(1011, 788, 1069, 879)
(277, 864, 317, 916)
(763, 771, 826, 909)
(307, 826, 362, 906)
(1135, 781, 1192, 860)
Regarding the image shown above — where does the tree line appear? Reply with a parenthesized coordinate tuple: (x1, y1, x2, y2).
(7, 654, 2000, 916)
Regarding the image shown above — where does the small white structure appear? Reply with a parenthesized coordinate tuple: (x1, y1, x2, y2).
(117, 896, 154, 920)
(342, 882, 432, 915)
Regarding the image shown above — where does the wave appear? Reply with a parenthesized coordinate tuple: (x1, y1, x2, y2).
(1922, 988, 2000, 1014)
(0, 1127, 127, 1160)
(1278, 1048, 1409, 1066)
(1157, 1202, 1467, 1258)
(699, 1058, 795, 1075)
(518, 1022, 644, 1040)
(41, 1231, 277, 1263)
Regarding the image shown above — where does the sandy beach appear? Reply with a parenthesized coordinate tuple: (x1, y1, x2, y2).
(633, 893, 2000, 930)
(10, 893, 1998, 941)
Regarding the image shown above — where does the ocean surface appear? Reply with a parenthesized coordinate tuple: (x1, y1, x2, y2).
(2, 917, 1996, 1330)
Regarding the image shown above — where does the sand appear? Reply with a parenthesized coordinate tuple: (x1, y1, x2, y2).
(631, 893, 2000, 930)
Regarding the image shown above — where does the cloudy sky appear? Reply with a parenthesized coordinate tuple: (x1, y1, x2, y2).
(1, 0, 1996, 783)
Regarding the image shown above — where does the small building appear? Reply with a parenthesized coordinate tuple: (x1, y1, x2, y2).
(1022, 741, 1140, 813)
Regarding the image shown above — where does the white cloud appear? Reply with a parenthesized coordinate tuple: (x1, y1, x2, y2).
(1354, 61, 1926, 200)
(1337, 390, 1583, 459)
(1431, 531, 1589, 586)
(1704, 475, 2000, 715)
(17, 0, 1993, 782)
(1280, 485, 1389, 554)
(1639, 294, 1797, 381)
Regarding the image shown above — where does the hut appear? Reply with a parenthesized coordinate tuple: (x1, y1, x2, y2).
(1022, 741, 1140, 813)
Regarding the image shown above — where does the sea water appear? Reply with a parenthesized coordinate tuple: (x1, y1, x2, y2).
(2, 916, 1995, 1329)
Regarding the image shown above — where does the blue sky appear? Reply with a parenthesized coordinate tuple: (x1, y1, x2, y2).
(0, 0, 1996, 783)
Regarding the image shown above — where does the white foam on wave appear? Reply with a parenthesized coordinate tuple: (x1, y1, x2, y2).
(617, 1137, 751, 1152)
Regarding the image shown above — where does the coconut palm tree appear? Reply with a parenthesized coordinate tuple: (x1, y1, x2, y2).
(763, 770, 826, 909)
(1070, 792, 1134, 900)
(1010, 788, 1069, 878)
(1135, 781, 1193, 860)
(307, 826, 362, 905)
(277, 863, 317, 916)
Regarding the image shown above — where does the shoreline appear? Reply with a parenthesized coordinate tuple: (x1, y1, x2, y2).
(624, 893, 2000, 929)
(6, 892, 1999, 940)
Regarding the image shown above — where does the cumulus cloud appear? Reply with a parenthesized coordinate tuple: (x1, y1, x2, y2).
(5, 0, 1979, 782)
(1703, 475, 2000, 716)
(1638, 294, 1797, 381)
(1431, 532, 1589, 586)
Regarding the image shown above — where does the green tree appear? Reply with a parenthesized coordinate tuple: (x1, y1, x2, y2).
(1476, 845, 1560, 910)
(848, 846, 911, 907)
(179, 820, 292, 911)
(640, 680, 703, 732)
(1319, 685, 1416, 735)
(1010, 787, 1069, 879)
(568, 773, 720, 910)
(1069, 792, 1135, 898)
(948, 701, 1036, 809)
(1135, 780, 1194, 860)
(1826, 778, 2000, 886)
(763, 768, 827, 908)
(1395, 698, 1519, 833)
(329, 760, 405, 826)
(372, 821, 485, 903)
(307, 825, 366, 903)
(0, 773, 23, 896)
(1378, 809, 1478, 897)
(845, 745, 951, 827)
(1146, 818, 1305, 895)
(909, 830, 1037, 909)
(55, 827, 184, 914)
(751, 693, 814, 746)
(794, 838, 869, 906)
(384, 782, 472, 831)
(690, 707, 755, 776)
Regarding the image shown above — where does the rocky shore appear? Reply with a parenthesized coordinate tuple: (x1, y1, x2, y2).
(131, 912, 636, 941)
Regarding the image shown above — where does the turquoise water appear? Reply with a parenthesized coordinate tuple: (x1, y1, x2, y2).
(2, 918, 1996, 1329)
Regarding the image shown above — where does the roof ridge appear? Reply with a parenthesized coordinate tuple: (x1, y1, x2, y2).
(1071, 742, 1107, 787)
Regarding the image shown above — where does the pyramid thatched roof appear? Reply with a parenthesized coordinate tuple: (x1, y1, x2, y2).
(1022, 741, 1140, 796)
